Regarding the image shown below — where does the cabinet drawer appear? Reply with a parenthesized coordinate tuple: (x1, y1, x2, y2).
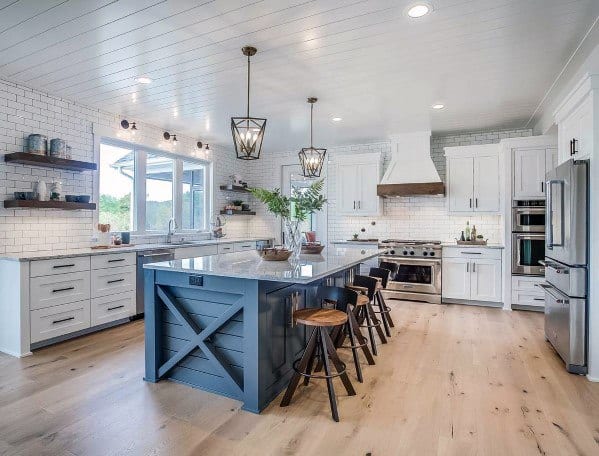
(218, 243, 234, 254)
(91, 265, 136, 298)
(30, 256, 90, 277)
(442, 247, 502, 260)
(512, 275, 544, 291)
(30, 271, 91, 311)
(91, 291, 135, 327)
(234, 241, 256, 252)
(91, 252, 136, 270)
(512, 290, 545, 308)
(30, 300, 90, 343)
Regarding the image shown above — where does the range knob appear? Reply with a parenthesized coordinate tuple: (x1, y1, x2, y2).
(429, 251, 435, 257)
(389, 249, 395, 255)
(423, 251, 428, 256)
(409, 251, 415, 255)
(402, 250, 408, 255)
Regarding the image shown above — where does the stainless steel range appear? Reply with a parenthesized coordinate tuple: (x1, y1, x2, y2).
(378, 240, 442, 304)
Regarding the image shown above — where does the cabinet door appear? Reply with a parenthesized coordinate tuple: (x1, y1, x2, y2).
(474, 155, 500, 211)
(442, 258, 471, 300)
(356, 162, 380, 215)
(513, 149, 545, 199)
(545, 148, 557, 176)
(448, 157, 474, 212)
(576, 97, 593, 160)
(337, 163, 359, 214)
(470, 259, 501, 302)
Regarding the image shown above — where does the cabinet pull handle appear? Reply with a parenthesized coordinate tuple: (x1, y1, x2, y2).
(573, 138, 578, 155)
(466, 262, 469, 272)
(533, 298, 545, 302)
(52, 286, 75, 293)
(108, 258, 125, 263)
(353, 201, 356, 209)
(107, 278, 125, 284)
(108, 305, 125, 311)
(472, 262, 476, 272)
(475, 198, 478, 208)
(469, 198, 472, 208)
(461, 251, 481, 255)
(53, 264, 75, 269)
(52, 316, 75, 324)
(541, 181, 544, 193)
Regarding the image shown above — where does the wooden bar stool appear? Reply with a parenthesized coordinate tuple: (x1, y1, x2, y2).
(314, 287, 375, 383)
(369, 267, 393, 337)
(346, 275, 387, 355)
(378, 261, 398, 329)
(280, 288, 356, 422)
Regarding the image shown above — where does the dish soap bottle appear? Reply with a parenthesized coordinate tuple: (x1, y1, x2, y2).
(465, 221, 471, 241)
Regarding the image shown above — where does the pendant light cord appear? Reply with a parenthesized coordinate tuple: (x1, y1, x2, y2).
(246, 53, 250, 119)
(310, 102, 313, 147)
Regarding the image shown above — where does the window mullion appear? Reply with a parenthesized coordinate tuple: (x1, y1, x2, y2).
(135, 148, 147, 233)
(174, 159, 183, 231)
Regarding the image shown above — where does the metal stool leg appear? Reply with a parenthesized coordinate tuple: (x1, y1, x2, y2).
(281, 328, 318, 407)
(319, 327, 340, 422)
(363, 305, 378, 356)
(368, 302, 388, 344)
(322, 328, 356, 396)
(346, 317, 363, 383)
(376, 291, 392, 337)
(348, 306, 375, 365)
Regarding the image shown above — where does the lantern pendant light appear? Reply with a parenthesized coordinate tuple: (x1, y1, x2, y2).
(231, 46, 266, 160)
(298, 97, 326, 178)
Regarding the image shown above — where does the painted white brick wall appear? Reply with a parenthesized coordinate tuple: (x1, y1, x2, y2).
(246, 129, 532, 244)
(0, 78, 248, 255)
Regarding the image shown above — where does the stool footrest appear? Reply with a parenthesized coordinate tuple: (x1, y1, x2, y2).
(292, 358, 347, 380)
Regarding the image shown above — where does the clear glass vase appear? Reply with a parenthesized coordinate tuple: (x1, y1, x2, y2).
(283, 219, 303, 259)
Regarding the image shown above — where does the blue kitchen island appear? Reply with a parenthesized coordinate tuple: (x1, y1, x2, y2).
(143, 248, 381, 413)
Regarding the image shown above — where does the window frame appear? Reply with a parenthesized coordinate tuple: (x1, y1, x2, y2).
(96, 136, 212, 235)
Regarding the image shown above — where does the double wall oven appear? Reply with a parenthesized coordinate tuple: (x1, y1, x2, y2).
(378, 240, 442, 304)
(512, 201, 545, 276)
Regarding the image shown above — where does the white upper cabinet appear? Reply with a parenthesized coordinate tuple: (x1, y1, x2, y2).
(445, 144, 500, 214)
(336, 153, 382, 216)
(512, 147, 557, 199)
(554, 75, 595, 165)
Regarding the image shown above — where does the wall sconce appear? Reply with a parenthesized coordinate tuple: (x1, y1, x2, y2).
(205, 144, 210, 151)
(197, 141, 203, 149)
(163, 131, 177, 145)
(121, 119, 138, 136)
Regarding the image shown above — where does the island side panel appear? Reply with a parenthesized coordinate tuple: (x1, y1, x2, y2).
(146, 269, 255, 404)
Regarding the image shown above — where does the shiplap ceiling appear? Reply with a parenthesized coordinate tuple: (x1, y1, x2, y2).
(1, 0, 598, 151)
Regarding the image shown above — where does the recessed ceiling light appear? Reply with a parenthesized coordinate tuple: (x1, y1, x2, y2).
(135, 76, 152, 84)
(332, 117, 342, 122)
(432, 103, 445, 110)
(407, 3, 431, 18)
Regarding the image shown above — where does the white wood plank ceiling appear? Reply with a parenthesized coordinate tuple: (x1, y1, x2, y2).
(1, 0, 598, 151)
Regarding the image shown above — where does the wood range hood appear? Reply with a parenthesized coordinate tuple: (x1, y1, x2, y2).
(377, 131, 445, 198)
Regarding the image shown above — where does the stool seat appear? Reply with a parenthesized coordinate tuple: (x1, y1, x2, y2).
(294, 308, 348, 327)
(356, 294, 369, 306)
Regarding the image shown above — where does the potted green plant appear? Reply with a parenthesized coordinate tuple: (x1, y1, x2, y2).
(249, 179, 326, 258)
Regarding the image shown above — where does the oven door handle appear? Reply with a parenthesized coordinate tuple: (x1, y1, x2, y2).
(381, 258, 441, 266)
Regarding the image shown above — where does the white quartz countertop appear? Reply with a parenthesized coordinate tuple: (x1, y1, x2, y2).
(330, 240, 380, 245)
(0, 237, 273, 262)
(441, 243, 504, 249)
(144, 248, 382, 284)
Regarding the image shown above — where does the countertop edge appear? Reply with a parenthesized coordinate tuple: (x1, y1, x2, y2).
(441, 244, 504, 249)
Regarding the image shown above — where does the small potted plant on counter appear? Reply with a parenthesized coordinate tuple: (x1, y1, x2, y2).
(250, 179, 326, 259)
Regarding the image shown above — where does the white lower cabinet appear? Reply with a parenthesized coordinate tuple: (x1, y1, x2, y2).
(511, 275, 545, 309)
(442, 248, 502, 303)
(30, 300, 91, 344)
(234, 241, 256, 252)
(218, 243, 235, 254)
(92, 265, 136, 298)
(91, 291, 136, 326)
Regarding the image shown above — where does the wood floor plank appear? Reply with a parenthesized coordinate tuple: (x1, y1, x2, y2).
(1, 303, 599, 455)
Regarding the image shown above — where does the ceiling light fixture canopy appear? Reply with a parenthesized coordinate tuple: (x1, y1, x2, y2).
(135, 76, 152, 84)
(298, 97, 326, 178)
(432, 103, 445, 109)
(231, 46, 266, 160)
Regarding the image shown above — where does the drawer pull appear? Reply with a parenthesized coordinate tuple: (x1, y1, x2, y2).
(52, 286, 75, 293)
(533, 298, 545, 301)
(461, 252, 482, 255)
(107, 305, 125, 311)
(53, 264, 75, 269)
(107, 278, 125, 284)
(52, 316, 75, 324)
(108, 258, 126, 263)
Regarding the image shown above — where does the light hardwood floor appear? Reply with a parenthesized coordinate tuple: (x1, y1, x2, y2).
(1, 302, 599, 456)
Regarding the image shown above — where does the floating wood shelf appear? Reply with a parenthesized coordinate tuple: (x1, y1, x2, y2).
(219, 185, 251, 193)
(220, 210, 256, 216)
(4, 200, 96, 210)
(4, 153, 97, 172)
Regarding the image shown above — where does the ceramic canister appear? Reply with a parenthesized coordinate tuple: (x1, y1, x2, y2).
(27, 134, 47, 155)
(49, 138, 67, 157)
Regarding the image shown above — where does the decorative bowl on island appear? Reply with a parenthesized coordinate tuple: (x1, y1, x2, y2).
(259, 247, 293, 261)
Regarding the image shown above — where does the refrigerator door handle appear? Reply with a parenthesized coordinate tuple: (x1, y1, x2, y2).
(546, 179, 565, 249)
(538, 283, 568, 304)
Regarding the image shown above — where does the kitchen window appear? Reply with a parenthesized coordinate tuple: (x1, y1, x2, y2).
(98, 140, 211, 234)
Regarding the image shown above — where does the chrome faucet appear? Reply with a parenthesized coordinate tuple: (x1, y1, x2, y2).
(167, 218, 177, 244)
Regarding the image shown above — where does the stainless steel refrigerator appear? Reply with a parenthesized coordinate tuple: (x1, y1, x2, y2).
(541, 159, 588, 374)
